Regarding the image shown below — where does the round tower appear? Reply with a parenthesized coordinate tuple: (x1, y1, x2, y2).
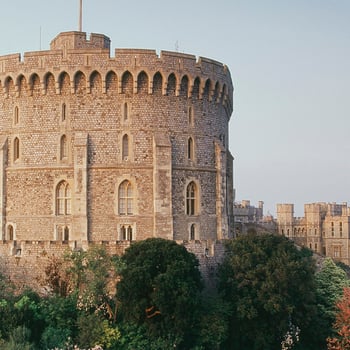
(0, 31, 234, 244)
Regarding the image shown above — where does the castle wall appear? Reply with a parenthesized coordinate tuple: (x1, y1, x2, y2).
(0, 239, 226, 293)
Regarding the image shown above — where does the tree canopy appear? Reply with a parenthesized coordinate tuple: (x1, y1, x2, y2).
(218, 233, 317, 350)
(117, 238, 203, 348)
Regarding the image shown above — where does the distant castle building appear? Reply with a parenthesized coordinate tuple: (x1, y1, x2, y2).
(233, 200, 276, 235)
(0, 31, 234, 288)
(233, 200, 264, 224)
(277, 202, 350, 264)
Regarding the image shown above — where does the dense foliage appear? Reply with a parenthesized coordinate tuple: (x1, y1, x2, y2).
(117, 238, 203, 348)
(0, 235, 349, 349)
(218, 234, 317, 350)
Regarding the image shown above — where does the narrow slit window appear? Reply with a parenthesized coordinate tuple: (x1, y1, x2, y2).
(123, 103, 128, 120)
(60, 135, 68, 159)
(14, 137, 20, 161)
(62, 103, 66, 121)
(14, 106, 19, 124)
(190, 224, 195, 240)
(122, 134, 129, 160)
(188, 137, 194, 160)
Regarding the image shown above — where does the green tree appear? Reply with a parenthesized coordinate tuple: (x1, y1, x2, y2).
(309, 257, 350, 349)
(117, 238, 203, 348)
(218, 233, 317, 350)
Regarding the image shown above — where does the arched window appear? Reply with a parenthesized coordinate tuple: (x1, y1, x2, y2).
(122, 134, 129, 160)
(120, 225, 133, 240)
(13, 137, 20, 161)
(123, 103, 128, 120)
(7, 225, 14, 240)
(119, 180, 133, 215)
(14, 106, 19, 124)
(60, 135, 68, 159)
(62, 103, 66, 121)
(186, 182, 197, 216)
(188, 137, 194, 160)
(56, 181, 71, 215)
(190, 224, 195, 240)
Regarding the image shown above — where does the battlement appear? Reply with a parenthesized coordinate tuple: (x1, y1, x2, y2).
(0, 31, 233, 115)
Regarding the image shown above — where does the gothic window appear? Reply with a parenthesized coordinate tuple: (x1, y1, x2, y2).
(188, 137, 194, 160)
(13, 137, 20, 161)
(122, 134, 129, 160)
(190, 224, 195, 240)
(120, 225, 133, 240)
(60, 135, 68, 160)
(14, 106, 19, 124)
(119, 180, 133, 215)
(186, 181, 197, 216)
(56, 181, 71, 215)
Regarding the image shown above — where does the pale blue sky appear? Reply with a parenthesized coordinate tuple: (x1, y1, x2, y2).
(1, 0, 349, 216)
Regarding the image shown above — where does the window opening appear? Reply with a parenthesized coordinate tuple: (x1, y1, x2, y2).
(190, 224, 195, 240)
(14, 137, 20, 161)
(60, 135, 68, 159)
(7, 225, 14, 240)
(188, 137, 194, 160)
(186, 182, 196, 216)
(122, 134, 129, 160)
(119, 180, 133, 215)
(64, 226, 69, 241)
(62, 103, 66, 121)
(123, 103, 128, 120)
(56, 181, 71, 215)
(14, 106, 19, 124)
(120, 225, 133, 240)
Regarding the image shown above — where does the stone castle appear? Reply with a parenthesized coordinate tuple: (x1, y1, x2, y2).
(277, 202, 350, 265)
(0, 31, 234, 288)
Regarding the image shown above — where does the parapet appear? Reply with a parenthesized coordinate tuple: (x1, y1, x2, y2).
(276, 203, 294, 213)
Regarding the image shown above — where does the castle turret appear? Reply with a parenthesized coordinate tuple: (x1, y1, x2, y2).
(276, 204, 294, 236)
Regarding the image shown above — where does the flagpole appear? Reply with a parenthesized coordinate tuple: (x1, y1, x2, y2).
(79, 0, 83, 32)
